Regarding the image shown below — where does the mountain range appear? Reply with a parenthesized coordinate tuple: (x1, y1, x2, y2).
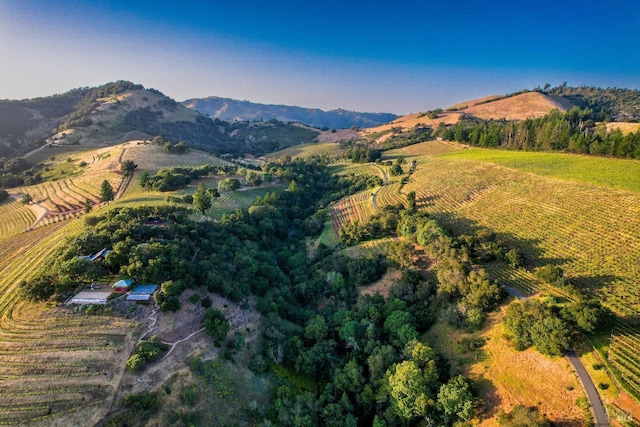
(182, 96, 398, 130)
(1, 81, 639, 161)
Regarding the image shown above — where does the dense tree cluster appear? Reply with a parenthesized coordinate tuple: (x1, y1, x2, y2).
(22, 156, 485, 424)
(344, 145, 382, 163)
(141, 164, 231, 192)
(547, 84, 640, 122)
(0, 157, 42, 188)
(378, 125, 433, 150)
(438, 107, 640, 158)
(126, 336, 169, 372)
(504, 298, 613, 356)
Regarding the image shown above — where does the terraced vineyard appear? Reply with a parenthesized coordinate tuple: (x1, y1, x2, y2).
(339, 237, 396, 259)
(330, 163, 385, 179)
(0, 198, 36, 240)
(398, 141, 640, 400)
(375, 182, 406, 209)
(330, 190, 376, 231)
(609, 323, 640, 400)
(0, 221, 137, 425)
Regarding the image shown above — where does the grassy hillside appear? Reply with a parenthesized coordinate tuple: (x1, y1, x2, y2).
(439, 147, 640, 192)
(0, 220, 138, 425)
(462, 91, 574, 120)
(0, 141, 289, 425)
(267, 142, 344, 159)
(384, 141, 640, 402)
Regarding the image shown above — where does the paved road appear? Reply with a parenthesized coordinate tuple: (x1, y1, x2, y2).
(506, 285, 608, 425)
(567, 350, 609, 426)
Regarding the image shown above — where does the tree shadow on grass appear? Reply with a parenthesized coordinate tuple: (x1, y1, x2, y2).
(473, 377, 501, 422)
(428, 211, 567, 266)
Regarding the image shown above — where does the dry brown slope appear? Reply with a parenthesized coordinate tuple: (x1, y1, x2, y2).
(447, 94, 504, 110)
(363, 111, 462, 135)
(463, 92, 574, 120)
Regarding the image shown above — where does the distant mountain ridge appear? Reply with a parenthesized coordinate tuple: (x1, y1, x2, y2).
(182, 96, 398, 129)
(0, 82, 322, 158)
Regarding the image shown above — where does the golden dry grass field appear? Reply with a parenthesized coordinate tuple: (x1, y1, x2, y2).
(425, 306, 590, 425)
(462, 92, 574, 120)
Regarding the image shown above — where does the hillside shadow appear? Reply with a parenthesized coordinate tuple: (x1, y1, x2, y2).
(572, 274, 622, 289)
(430, 212, 553, 262)
(473, 378, 501, 421)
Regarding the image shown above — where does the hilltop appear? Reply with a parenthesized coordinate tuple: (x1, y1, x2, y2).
(457, 91, 574, 120)
(0, 81, 321, 159)
(182, 96, 398, 129)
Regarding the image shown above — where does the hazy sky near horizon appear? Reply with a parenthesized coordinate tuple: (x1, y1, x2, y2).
(1, 0, 639, 114)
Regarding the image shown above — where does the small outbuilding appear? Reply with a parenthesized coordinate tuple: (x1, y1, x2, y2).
(67, 291, 111, 305)
(126, 284, 159, 302)
(112, 279, 134, 292)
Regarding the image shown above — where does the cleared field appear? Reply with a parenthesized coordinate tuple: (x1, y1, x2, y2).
(124, 143, 231, 172)
(425, 307, 588, 425)
(440, 147, 640, 193)
(385, 139, 462, 159)
(207, 185, 286, 219)
(267, 142, 344, 159)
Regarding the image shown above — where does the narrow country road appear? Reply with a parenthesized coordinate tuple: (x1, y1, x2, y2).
(505, 285, 608, 426)
(567, 350, 609, 426)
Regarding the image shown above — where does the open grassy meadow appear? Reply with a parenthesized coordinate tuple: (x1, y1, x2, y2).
(425, 307, 591, 425)
(440, 147, 640, 192)
(124, 143, 232, 173)
(267, 142, 344, 159)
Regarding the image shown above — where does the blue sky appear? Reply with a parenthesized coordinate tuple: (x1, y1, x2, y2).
(1, 0, 639, 114)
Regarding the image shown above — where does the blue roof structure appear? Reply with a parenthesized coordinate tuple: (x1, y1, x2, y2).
(126, 284, 159, 301)
(130, 284, 158, 294)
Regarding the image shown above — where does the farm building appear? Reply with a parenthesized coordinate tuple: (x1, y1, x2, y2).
(112, 279, 134, 292)
(67, 291, 111, 305)
(79, 248, 111, 262)
(126, 284, 159, 301)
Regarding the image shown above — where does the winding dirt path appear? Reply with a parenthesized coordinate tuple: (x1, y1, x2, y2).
(371, 163, 389, 211)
